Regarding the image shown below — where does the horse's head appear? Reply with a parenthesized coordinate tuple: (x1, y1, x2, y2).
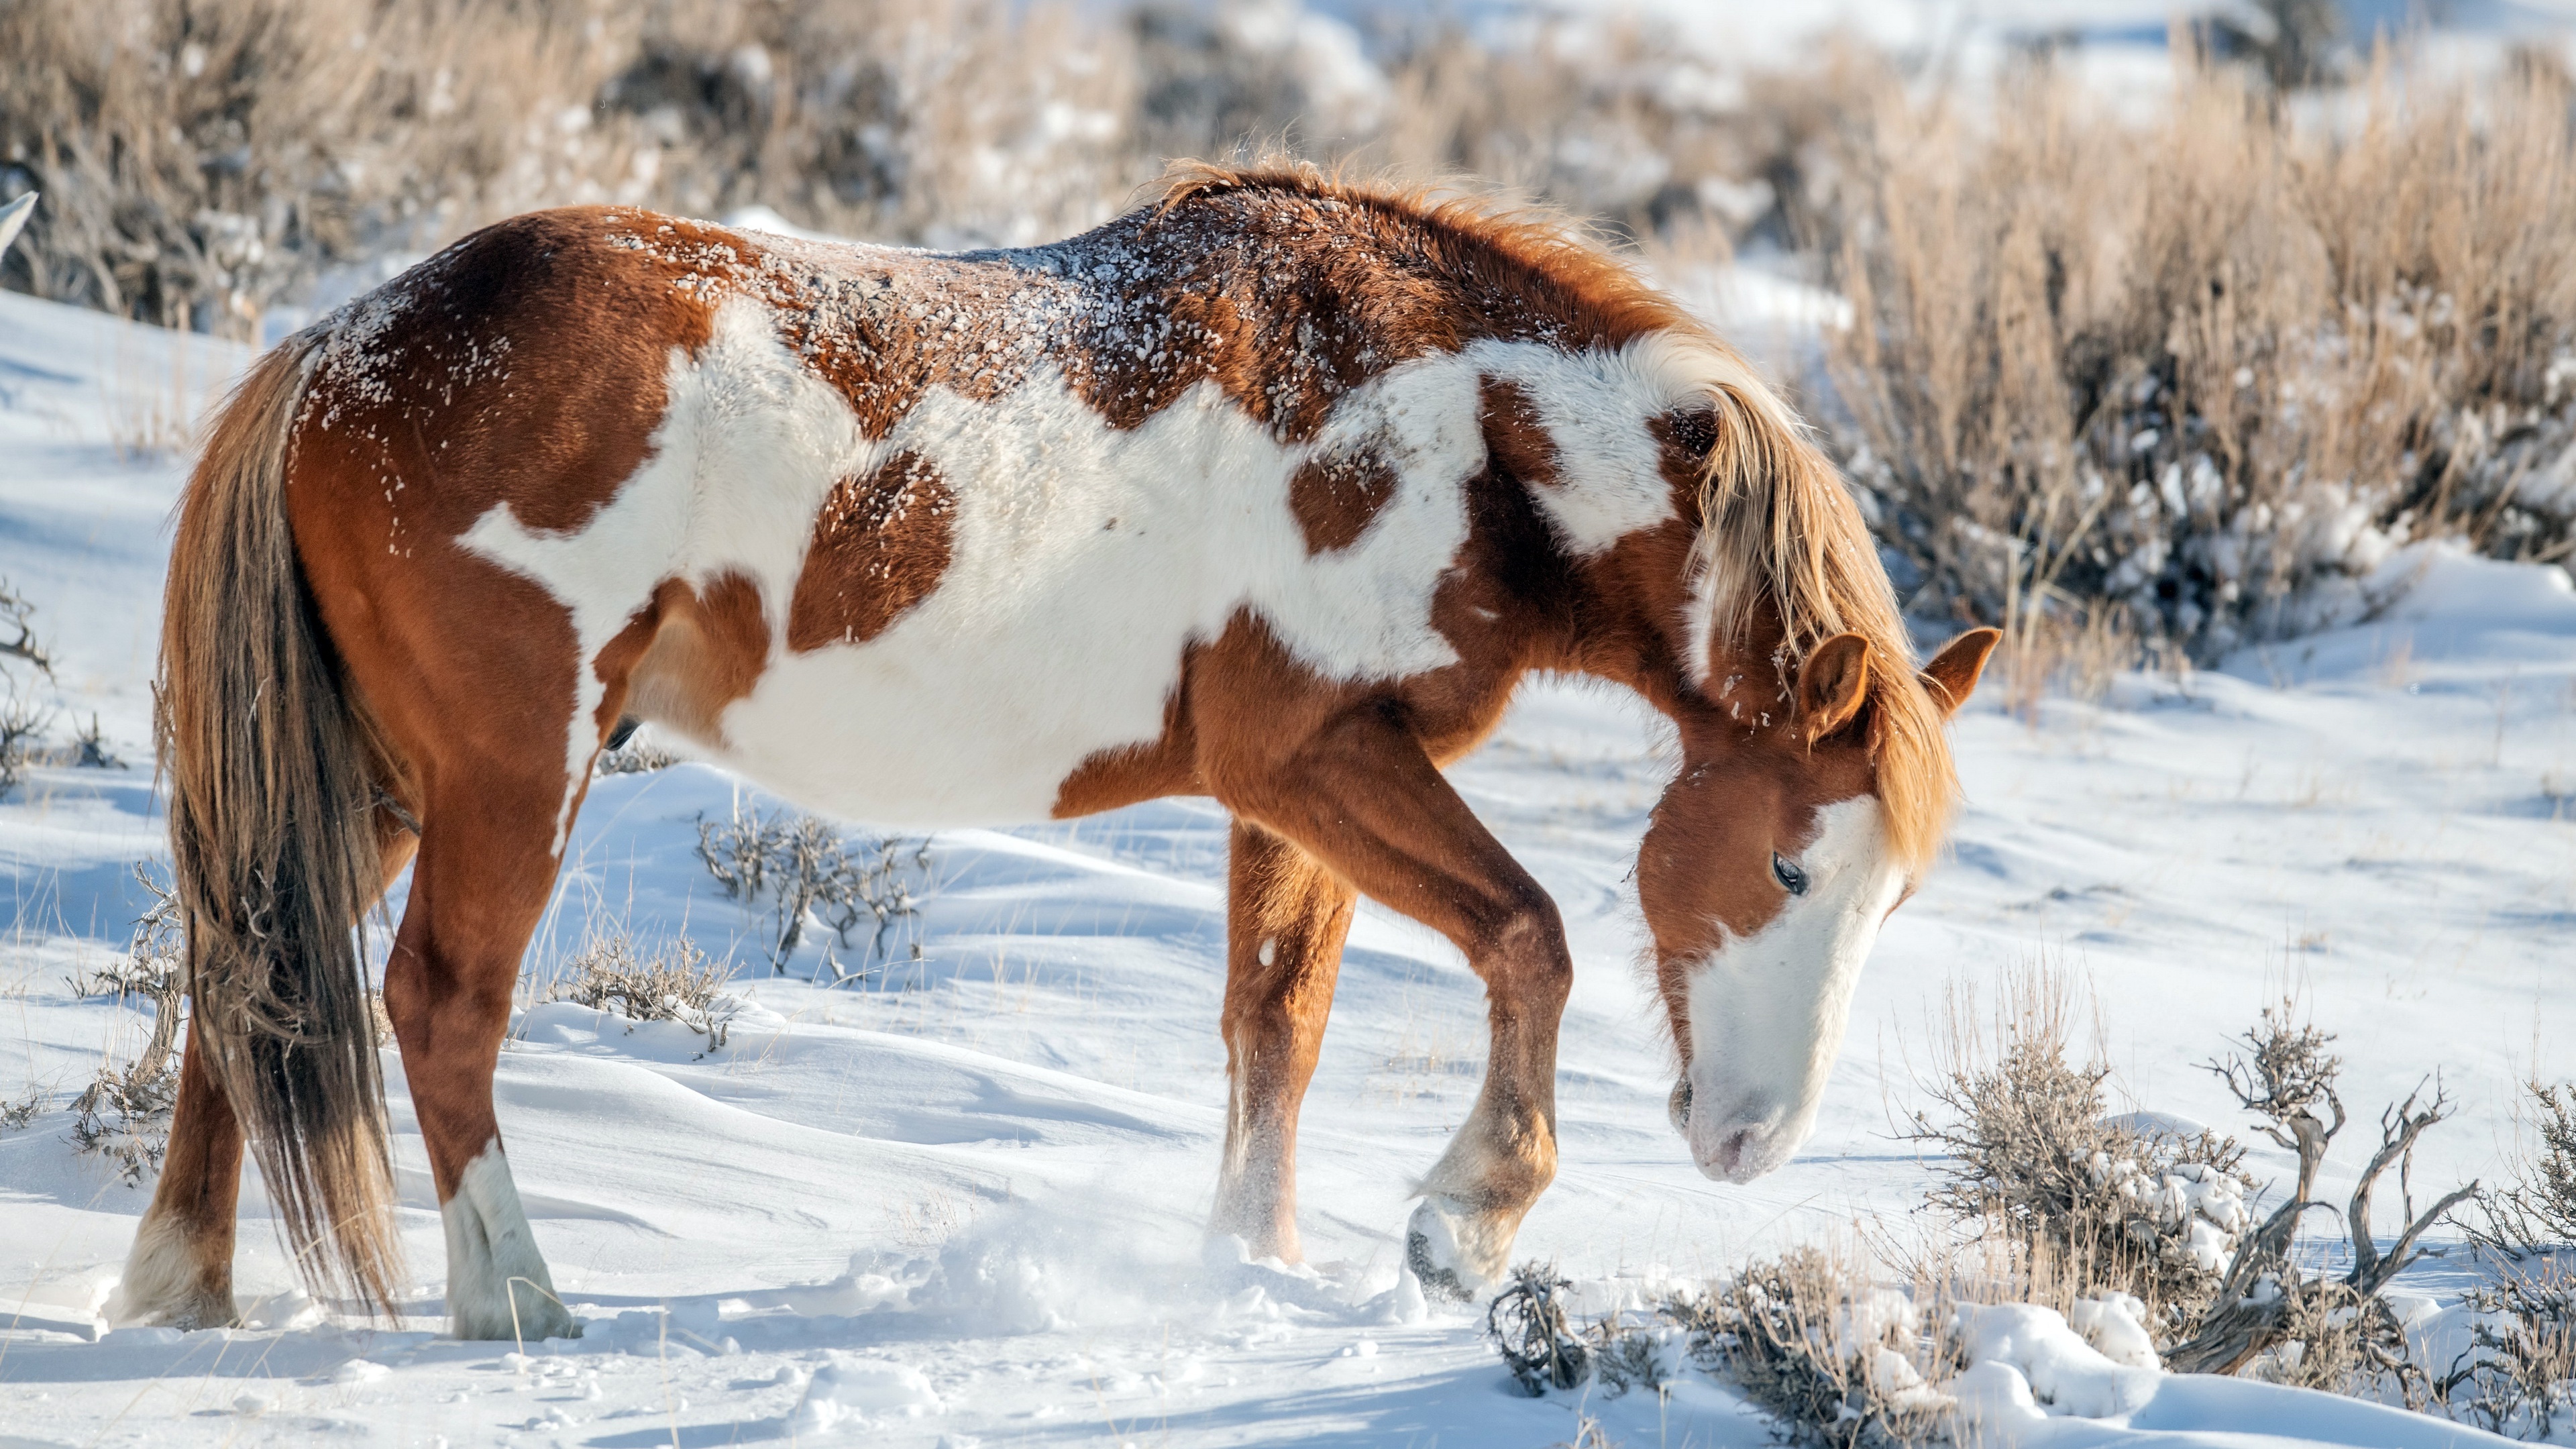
(1635, 626, 1996, 1182)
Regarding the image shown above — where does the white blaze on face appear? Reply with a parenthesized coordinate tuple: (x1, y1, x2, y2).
(1677, 796, 1905, 1183)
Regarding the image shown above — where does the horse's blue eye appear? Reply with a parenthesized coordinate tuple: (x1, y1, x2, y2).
(1772, 853, 1809, 896)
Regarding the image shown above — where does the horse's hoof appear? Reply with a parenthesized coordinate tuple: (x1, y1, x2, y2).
(449, 1285, 582, 1342)
(107, 1217, 239, 1330)
(1404, 1196, 1504, 1301)
(1405, 1231, 1474, 1303)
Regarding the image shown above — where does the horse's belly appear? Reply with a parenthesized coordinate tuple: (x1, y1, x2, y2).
(706, 623, 1175, 828)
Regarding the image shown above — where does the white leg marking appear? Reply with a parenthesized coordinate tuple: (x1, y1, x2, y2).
(442, 1139, 578, 1341)
(107, 1210, 232, 1329)
(1405, 1095, 1531, 1297)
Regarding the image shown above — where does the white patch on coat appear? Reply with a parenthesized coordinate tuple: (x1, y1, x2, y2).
(441, 1139, 577, 1341)
(453, 290, 1728, 832)
(718, 353, 1479, 824)
(1676, 796, 1904, 1183)
(458, 298, 876, 851)
(107, 1210, 231, 1329)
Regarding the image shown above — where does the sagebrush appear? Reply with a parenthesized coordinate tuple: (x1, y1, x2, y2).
(2475, 1080, 2576, 1258)
(1824, 50, 2576, 662)
(545, 930, 741, 1056)
(696, 801, 932, 977)
(1907, 970, 2253, 1332)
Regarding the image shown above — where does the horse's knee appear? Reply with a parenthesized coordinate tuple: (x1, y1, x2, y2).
(1477, 890, 1572, 1016)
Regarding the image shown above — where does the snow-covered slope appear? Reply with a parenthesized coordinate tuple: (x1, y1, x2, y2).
(1, 285, 2569, 1446)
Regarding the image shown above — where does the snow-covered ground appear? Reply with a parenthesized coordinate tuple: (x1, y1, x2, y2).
(1, 276, 2571, 1447)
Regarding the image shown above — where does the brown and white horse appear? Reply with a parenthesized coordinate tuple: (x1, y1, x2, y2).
(115, 164, 1995, 1338)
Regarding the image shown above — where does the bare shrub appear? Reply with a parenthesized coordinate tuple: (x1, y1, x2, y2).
(2473, 1081, 2576, 1258)
(0, 696, 48, 802)
(695, 801, 932, 977)
(69, 864, 184, 1184)
(1486, 1262, 1589, 1395)
(1662, 1249, 1957, 1448)
(2444, 1267, 2576, 1438)
(0, 579, 52, 682)
(545, 930, 740, 1057)
(72, 714, 124, 769)
(1826, 55, 2576, 661)
(0, 578, 55, 802)
(1907, 969, 2253, 1332)
(0, 1085, 42, 1132)
(2161, 1004, 2475, 1400)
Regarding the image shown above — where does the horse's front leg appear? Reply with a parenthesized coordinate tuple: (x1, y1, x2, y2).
(1216, 707, 1572, 1301)
(1212, 819, 1357, 1263)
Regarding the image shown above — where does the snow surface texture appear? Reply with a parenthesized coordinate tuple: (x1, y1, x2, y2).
(2, 282, 2571, 1444)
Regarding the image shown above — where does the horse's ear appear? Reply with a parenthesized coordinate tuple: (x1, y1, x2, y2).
(1920, 628, 2002, 718)
(1794, 633, 1871, 744)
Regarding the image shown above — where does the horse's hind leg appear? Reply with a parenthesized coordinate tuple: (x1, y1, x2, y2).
(113, 824, 418, 1330)
(107, 1035, 245, 1327)
(381, 774, 580, 1341)
(1211, 820, 1356, 1263)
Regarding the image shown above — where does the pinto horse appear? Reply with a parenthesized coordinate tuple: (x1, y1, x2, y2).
(116, 164, 1996, 1338)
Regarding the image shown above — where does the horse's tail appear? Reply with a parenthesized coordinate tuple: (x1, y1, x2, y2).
(160, 333, 406, 1318)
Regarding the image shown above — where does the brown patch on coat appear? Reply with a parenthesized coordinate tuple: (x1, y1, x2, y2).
(787, 451, 957, 651)
(1479, 377, 1560, 490)
(294, 208, 730, 547)
(614, 573, 772, 747)
(1287, 449, 1399, 553)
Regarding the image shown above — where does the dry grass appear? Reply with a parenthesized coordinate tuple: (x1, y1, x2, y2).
(1825, 47, 2576, 660)
(0, 0, 1839, 337)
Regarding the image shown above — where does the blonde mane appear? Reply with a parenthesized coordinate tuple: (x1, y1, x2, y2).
(1157, 160, 1962, 871)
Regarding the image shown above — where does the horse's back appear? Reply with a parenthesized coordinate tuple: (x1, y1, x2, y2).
(276, 205, 1481, 827)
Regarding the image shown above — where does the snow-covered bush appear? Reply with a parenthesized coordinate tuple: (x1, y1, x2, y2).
(694, 802, 933, 977)
(593, 733, 681, 776)
(1665, 1250, 1960, 1448)
(1485, 1262, 1591, 1396)
(1825, 53, 2576, 663)
(545, 930, 740, 1055)
(1907, 971, 2255, 1333)
(1491, 1251, 1960, 1445)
